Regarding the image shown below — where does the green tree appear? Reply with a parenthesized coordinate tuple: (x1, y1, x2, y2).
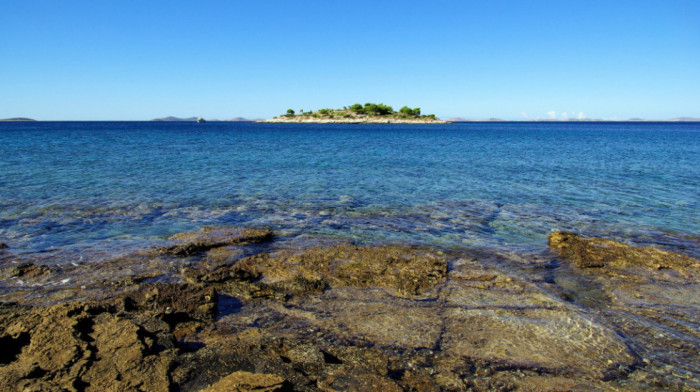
(286, 109, 295, 116)
(376, 103, 393, 115)
(363, 103, 378, 114)
(399, 106, 414, 116)
(350, 103, 364, 113)
(413, 108, 421, 116)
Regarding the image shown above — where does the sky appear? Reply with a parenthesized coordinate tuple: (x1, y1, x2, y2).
(1, 1, 698, 121)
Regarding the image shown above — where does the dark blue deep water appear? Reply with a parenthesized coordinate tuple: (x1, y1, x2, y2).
(1, 121, 698, 262)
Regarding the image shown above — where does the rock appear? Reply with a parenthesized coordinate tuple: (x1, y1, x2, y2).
(0, 243, 8, 249)
(182, 244, 446, 300)
(79, 313, 174, 391)
(159, 227, 273, 257)
(171, 330, 318, 391)
(2, 234, 694, 391)
(547, 232, 700, 389)
(235, 245, 447, 297)
(0, 302, 177, 392)
(122, 283, 218, 325)
(548, 231, 699, 270)
(200, 371, 286, 392)
(1, 263, 52, 279)
(182, 264, 259, 284)
(318, 367, 402, 392)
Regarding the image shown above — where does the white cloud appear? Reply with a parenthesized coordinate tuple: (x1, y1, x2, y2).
(561, 112, 569, 120)
(547, 110, 557, 119)
(520, 111, 529, 118)
(577, 112, 585, 120)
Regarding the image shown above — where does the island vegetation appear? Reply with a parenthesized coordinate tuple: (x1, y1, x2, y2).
(262, 102, 448, 123)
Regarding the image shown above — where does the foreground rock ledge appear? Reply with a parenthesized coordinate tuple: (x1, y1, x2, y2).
(1, 229, 698, 391)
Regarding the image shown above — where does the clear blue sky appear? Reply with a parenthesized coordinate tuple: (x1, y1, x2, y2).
(1, 1, 698, 120)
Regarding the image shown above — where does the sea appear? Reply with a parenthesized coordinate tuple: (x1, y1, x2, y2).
(0, 121, 698, 263)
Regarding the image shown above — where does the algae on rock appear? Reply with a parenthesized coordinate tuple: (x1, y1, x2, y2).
(548, 231, 699, 271)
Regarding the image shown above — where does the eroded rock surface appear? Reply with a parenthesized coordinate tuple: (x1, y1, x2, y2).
(0, 230, 698, 391)
(547, 231, 700, 390)
(548, 231, 699, 271)
(160, 227, 273, 257)
(200, 371, 287, 392)
(0, 263, 52, 279)
(184, 244, 448, 299)
(0, 301, 176, 392)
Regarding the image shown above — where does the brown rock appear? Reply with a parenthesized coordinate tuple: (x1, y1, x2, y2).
(0, 302, 176, 392)
(548, 231, 699, 270)
(182, 263, 259, 284)
(318, 367, 402, 392)
(80, 313, 174, 391)
(160, 226, 273, 257)
(123, 283, 218, 324)
(236, 245, 447, 297)
(1, 263, 52, 279)
(201, 371, 286, 392)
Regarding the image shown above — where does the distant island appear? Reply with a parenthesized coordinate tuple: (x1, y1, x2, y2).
(151, 116, 256, 122)
(260, 103, 449, 124)
(151, 116, 200, 122)
(0, 117, 36, 122)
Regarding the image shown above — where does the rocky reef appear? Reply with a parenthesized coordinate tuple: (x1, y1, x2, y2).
(548, 231, 699, 271)
(0, 228, 698, 391)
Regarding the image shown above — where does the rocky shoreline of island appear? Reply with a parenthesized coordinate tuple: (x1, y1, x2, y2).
(0, 227, 698, 391)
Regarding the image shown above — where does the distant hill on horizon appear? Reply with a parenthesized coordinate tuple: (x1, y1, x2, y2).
(669, 117, 700, 122)
(151, 116, 199, 122)
(227, 117, 258, 122)
(446, 117, 504, 122)
(151, 116, 257, 122)
(0, 117, 36, 121)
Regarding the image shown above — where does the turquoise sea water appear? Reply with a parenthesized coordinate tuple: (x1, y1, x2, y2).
(1, 121, 698, 263)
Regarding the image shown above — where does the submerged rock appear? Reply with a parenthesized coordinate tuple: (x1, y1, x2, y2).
(547, 231, 700, 390)
(181, 244, 448, 300)
(0, 243, 8, 249)
(159, 227, 273, 257)
(318, 367, 403, 392)
(548, 231, 699, 270)
(200, 371, 286, 392)
(236, 245, 448, 297)
(0, 263, 52, 279)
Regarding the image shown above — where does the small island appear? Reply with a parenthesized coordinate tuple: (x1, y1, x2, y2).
(0, 117, 36, 122)
(260, 103, 450, 124)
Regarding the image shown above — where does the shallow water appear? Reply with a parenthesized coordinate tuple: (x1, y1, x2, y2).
(1, 121, 699, 390)
(1, 121, 698, 262)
